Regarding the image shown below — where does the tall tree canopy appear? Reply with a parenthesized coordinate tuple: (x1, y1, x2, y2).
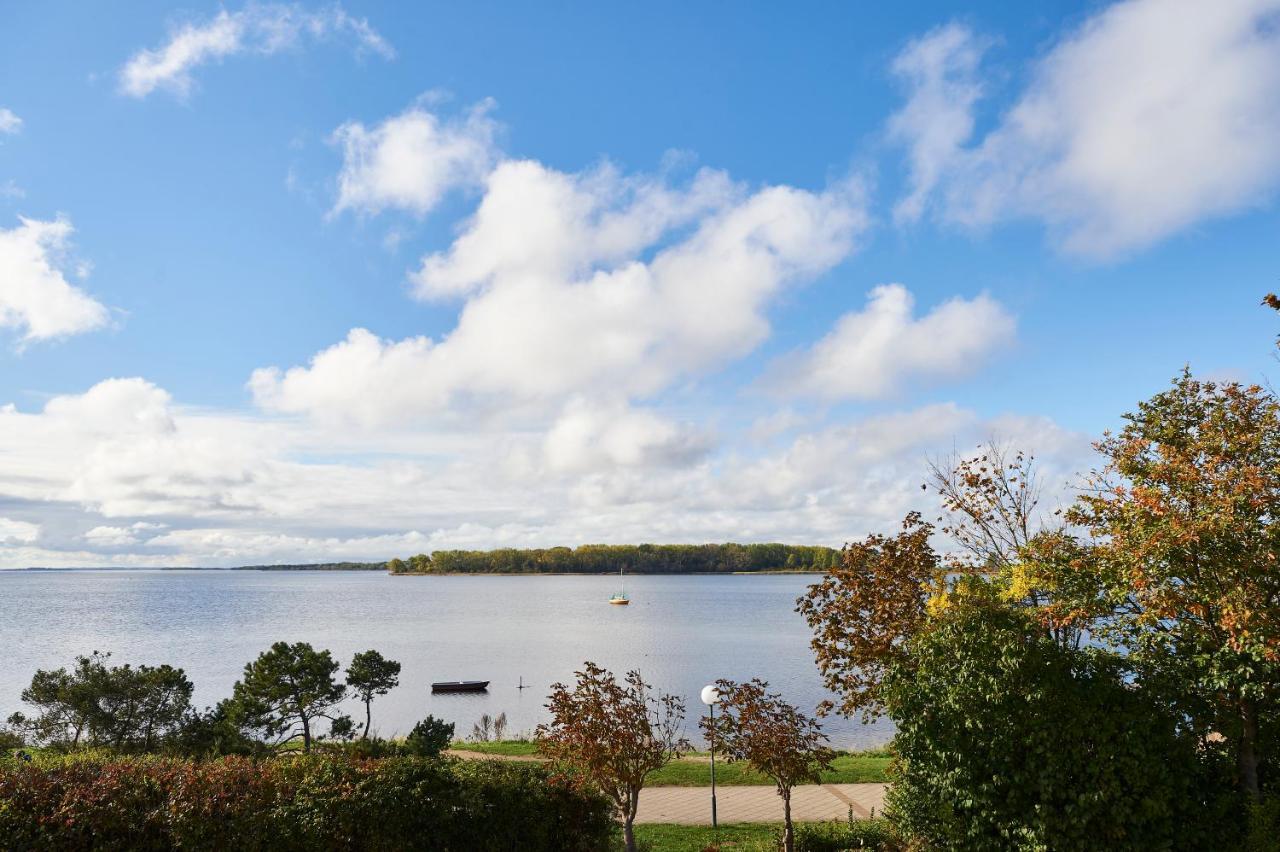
(796, 512, 940, 720)
(231, 642, 348, 753)
(1067, 370, 1280, 798)
(345, 650, 401, 740)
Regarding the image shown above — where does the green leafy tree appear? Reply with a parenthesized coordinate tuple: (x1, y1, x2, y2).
(231, 642, 347, 752)
(701, 679, 834, 852)
(1066, 371, 1280, 799)
(536, 662, 690, 852)
(7, 652, 193, 751)
(883, 597, 1214, 851)
(345, 650, 401, 739)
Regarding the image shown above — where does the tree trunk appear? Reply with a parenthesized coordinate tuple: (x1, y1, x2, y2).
(302, 715, 312, 753)
(622, 788, 640, 852)
(782, 790, 794, 852)
(623, 815, 635, 852)
(363, 700, 372, 740)
(1239, 698, 1260, 801)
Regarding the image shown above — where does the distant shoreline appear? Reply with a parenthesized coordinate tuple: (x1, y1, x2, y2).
(12, 566, 826, 576)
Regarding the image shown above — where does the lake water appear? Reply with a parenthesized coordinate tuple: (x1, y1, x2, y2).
(0, 570, 891, 750)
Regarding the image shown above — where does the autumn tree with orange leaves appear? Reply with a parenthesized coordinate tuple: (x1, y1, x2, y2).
(536, 662, 689, 852)
(796, 511, 941, 721)
(1067, 369, 1280, 800)
(701, 679, 834, 852)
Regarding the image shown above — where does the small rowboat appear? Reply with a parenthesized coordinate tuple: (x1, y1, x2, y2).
(431, 680, 490, 693)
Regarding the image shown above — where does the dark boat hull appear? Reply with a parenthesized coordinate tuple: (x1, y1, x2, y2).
(431, 680, 490, 693)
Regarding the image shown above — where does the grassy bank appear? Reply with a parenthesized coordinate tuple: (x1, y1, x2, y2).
(634, 822, 780, 851)
(635, 820, 898, 851)
(448, 741, 893, 784)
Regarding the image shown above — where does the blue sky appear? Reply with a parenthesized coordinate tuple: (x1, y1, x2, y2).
(1, 0, 1278, 566)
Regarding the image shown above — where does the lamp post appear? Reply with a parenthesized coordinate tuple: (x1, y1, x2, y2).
(700, 684, 720, 830)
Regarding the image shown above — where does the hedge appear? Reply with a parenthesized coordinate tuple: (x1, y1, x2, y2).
(0, 754, 615, 851)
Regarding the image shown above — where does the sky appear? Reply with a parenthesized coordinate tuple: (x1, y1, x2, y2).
(1, 0, 1279, 567)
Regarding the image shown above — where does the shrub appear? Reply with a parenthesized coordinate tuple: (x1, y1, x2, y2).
(882, 602, 1223, 851)
(0, 753, 614, 851)
(324, 735, 406, 759)
(169, 701, 263, 758)
(794, 819, 901, 851)
(405, 715, 455, 758)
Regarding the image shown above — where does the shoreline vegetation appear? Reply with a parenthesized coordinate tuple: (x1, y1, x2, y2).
(388, 543, 840, 575)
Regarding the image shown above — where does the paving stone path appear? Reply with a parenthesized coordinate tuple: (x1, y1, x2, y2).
(636, 783, 887, 825)
(447, 749, 887, 825)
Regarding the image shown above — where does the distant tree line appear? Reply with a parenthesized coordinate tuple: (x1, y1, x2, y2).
(387, 543, 840, 575)
(229, 562, 387, 571)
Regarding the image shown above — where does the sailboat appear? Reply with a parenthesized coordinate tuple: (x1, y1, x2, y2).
(608, 566, 630, 605)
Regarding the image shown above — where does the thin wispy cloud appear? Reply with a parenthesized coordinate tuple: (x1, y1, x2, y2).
(119, 3, 394, 99)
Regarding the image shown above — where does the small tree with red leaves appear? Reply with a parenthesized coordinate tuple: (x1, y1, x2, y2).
(700, 679, 835, 852)
(536, 662, 689, 852)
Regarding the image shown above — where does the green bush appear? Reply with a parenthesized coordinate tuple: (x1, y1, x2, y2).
(883, 602, 1224, 851)
(1246, 795, 1280, 852)
(0, 753, 614, 851)
(405, 715, 455, 758)
(794, 818, 901, 851)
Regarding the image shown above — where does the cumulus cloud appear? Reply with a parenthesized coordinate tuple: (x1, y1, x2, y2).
(119, 3, 393, 99)
(0, 216, 110, 342)
(83, 522, 165, 547)
(542, 397, 713, 474)
(890, 0, 1280, 257)
(0, 516, 39, 544)
(0, 370, 1091, 568)
(0, 108, 22, 135)
(331, 100, 500, 216)
(775, 284, 1016, 399)
(256, 149, 869, 424)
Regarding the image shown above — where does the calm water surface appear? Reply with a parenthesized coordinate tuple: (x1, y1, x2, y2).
(0, 571, 891, 749)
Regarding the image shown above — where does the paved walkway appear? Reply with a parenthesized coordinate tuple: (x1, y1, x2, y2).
(447, 749, 887, 825)
(636, 783, 887, 825)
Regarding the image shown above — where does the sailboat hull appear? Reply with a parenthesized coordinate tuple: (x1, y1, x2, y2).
(608, 598, 629, 605)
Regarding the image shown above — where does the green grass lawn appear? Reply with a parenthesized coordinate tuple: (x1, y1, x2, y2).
(633, 822, 780, 851)
(447, 741, 892, 784)
(447, 739, 540, 756)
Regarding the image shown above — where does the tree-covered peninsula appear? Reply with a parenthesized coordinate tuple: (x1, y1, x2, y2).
(387, 543, 839, 575)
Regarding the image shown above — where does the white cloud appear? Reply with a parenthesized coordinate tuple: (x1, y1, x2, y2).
(119, 3, 393, 99)
(888, 24, 986, 225)
(0, 370, 1091, 568)
(256, 150, 869, 425)
(776, 284, 1016, 399)
(331, 100, 500, 216)
(84, 522, 165, 547)
(0, 517, 39, 544)
(542, 397, 713, 474)
(0, 108, 21, 135)
(0, 217, 110, 342)
(890, 0, 1280, 257)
